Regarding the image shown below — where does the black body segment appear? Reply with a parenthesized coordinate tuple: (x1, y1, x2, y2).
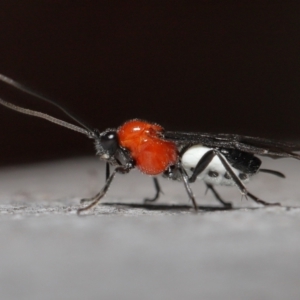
(219, 148, 261, 174)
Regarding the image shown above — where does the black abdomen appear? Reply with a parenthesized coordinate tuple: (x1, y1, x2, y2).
(219, 148, 261, 174)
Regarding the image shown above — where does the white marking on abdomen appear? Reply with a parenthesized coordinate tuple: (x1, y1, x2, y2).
(181, 145, 250, 186)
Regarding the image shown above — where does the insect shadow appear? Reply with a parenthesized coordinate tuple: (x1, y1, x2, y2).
(102, 202, 232, 211)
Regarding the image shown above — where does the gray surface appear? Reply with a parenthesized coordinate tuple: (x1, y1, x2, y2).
(0, 157, 300, 300)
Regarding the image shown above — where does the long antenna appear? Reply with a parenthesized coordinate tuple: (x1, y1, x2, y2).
(0, 97, 90, 136)
(0, 73, 94, 135)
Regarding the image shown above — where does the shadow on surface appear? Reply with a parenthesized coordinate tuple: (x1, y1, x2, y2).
(102, 202, 233, 211)
(101, 202, 297, 212)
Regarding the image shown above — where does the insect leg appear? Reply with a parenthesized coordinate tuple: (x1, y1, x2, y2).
(77, 166, 131, 214)
(214, 150, 281, 206)
(214, 150, 248, 196)
(80, 191, 102, 204)
(188, 150, 215, 183)
(186, 150, 232, 207)
(246, 192, 281, 206)
(144, 177, 163, 203)
(178, 163, 198, 211)
(106, 162, 110, 180)
(259, 169, 285, 178)
(80, 162, 111, 205)
(205, 183, 232, 208)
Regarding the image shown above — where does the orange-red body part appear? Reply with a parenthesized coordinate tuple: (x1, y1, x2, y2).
(118, 120, 178, 175)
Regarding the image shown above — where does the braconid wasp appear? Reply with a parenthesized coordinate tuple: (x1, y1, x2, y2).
(0, 73, 299, 214)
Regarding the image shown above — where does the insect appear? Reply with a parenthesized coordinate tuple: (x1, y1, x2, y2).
(0, 73, 300, 214)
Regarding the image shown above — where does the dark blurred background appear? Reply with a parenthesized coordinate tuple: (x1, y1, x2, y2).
(0, 1, 299, 166)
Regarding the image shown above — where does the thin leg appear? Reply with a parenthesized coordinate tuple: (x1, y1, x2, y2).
(185, 150, 231, 208)
(189, 150, 215, 183)
(77, 166, 131, 214)
(214, 149, 281, 206)
(106, 163, 110, 180)
(80, 191, 102, 204)
(80, 162, 111, 205)
(259, 169, 285, 178)
(178, 163, 198, 211)
(215, 150, 248, 196)
(144, 177, 163, 203)
(205, 183, 232, 208)
(77, 170, 117, 214)
(246, 192, 281, 206)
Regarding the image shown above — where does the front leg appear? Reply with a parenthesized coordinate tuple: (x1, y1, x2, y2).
(144, 177, 163, 203)
(77, 166, 132, 214)
(80, 162, 111, 205)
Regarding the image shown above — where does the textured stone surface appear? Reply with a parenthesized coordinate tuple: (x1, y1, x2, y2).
(0, 157, 300, 300)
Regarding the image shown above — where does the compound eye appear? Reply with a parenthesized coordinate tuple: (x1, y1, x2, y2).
(100, 131, 119, 156)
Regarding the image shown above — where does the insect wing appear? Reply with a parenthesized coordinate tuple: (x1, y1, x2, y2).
(163, 131, 300, 159)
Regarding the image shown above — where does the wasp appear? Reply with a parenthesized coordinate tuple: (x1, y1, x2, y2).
(0, 73, 299, 214)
